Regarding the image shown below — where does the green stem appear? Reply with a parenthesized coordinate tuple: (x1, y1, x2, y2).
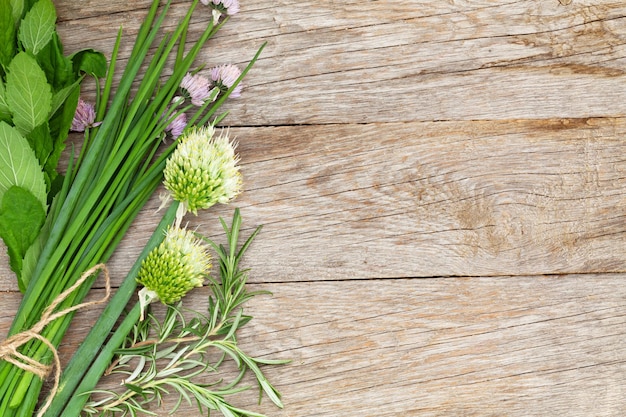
(9, 165, 171, 412)
(41, 202, 179, 417)
(198, 42, 267, 127)
(1, 1, 257, 414)
(6, 0, 167, 340)
(63, 302, 143, 417)
(10, 142, 166, 370)
(2, 13, 171, 399)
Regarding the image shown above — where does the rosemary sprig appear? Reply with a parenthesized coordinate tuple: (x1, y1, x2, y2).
(79, 209, 288, 417)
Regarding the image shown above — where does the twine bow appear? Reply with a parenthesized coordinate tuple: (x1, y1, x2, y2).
(0, 264, 111, 416)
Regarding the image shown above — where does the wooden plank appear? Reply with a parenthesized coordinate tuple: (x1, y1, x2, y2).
(53, 0, 626, 125)
(232, 275, 626, 416)
(1, 1, 624, 416)
(224, 119, 626, 280)
(3, 275, 625, 416)
(1, 118, 625, 291)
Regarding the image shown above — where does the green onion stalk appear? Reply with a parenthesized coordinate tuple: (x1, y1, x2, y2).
(41, 42, 263, 416)
(0, 1, 255, 416)
(57, 209, 285, 417)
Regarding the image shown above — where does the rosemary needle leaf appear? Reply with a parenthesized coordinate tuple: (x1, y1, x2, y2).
(81, 210, 286, 417)
(125, 357, 146, 383)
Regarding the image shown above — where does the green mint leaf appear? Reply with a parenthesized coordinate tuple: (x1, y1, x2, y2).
(18, 0, 56, 55)
(10, 0, 23, 23)
(20, 216, 47, 290)
(24, 0, 38, 12)
(0, 121, 47, 209)
(69, 48, 108, 78)
(0, 80, 11, 123)
(0, 185, 45, 289)
(10, 0, 42, 27)
(6, 51, 52, 135)
(50, 77, 81, 117)
(36, 32, 74, 91)
(0, 0, 17, 71)
(26, 122, 54, 190)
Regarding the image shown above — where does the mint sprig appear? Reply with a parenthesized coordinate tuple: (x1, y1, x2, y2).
(0, 0, 106, 287)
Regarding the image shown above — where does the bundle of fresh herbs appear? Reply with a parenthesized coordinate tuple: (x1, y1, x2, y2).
(0, 0, 284, 416)
(56, 209, 286, 417)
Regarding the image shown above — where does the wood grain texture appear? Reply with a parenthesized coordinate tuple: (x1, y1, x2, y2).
(3, 118, 625, 290)
(232, 275, 626, 416)
(3, 275, 626, 416)
(53, 0, 626, 125)
(0, 0, 625, 416)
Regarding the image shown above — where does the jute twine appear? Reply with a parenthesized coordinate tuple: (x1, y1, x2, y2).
(0, 263, 111, 416)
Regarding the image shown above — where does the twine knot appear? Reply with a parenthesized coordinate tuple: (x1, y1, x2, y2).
(0, 264, 111, 416)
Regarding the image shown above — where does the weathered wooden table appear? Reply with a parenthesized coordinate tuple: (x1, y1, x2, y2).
(2, 1, 626, 415)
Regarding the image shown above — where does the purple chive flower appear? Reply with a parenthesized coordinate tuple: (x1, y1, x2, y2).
(201, 0, 240, 15)
(201, 0, 240, 23)
(180, 73, 211, 106)
(210, 64, 243, 98)
(166, 113, 187, 139)
(71, 98, 100, 132)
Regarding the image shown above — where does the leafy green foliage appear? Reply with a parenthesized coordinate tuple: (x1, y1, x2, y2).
(0, 1, 104, 203)
(37, 42, 105, 198)
(18, 0, 56, 55)
(5, 51, 52, 135)
(0, 0, 17, 73)
(83, 210, 287, 417)
(36, 32, 74, 90)
(50, 79, 81, 117)
(0, 80, 11, 122)
(11, 0, 39, 21)
(45, 85, 79, 197)
(10, 0, 24, 22)
(1, 1, 264, 414)
(26, 122, 54, 188)
(0, 121, 47, 207)
(0, 121, 47, 287)
(69, 48, 107, 78)
(0, 186, 45, 289)
(20, 213, 48, 290)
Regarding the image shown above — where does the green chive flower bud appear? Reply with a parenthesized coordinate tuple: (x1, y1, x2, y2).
(163, 126, 242, 216)
(137, 227, 211, 318)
